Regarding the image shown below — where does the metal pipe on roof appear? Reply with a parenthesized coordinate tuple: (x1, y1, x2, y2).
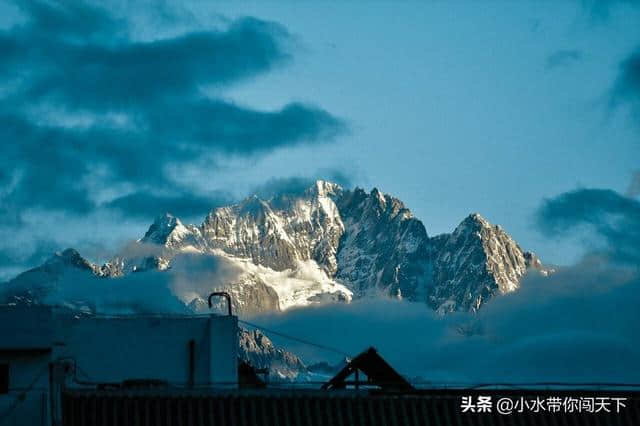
(207, 292, 232, 316)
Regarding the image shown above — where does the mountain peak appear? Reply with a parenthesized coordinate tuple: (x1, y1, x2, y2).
(463, 212, 490, 226)
(238, 194, 272, 216)
(141, 213, 188, 246)
(39, 248, 93, 269)
(46, 248, 92, 269)
(451, 213, 495, 237)
(430, 212, 533, 312)
(370, 187, 386, 205)
(307, 180, 342, 198)
(58, 247, 82, 259)
(154, 212, 178, 226)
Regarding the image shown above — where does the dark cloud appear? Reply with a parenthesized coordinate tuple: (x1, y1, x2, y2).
(107, 168, 354, 219)
(105, 167, 354, 219)
(105, 190, 233, 219)
(250, 169, 353, 200)
(545, 49, 584, 70)
(17, 18, 290, 110)
(148, 101, 344, 155)
(0, 0, 345, 222)
(536, 188, 640, 264)
(0, 239, 61, 282)
(610, 46, 640, 122)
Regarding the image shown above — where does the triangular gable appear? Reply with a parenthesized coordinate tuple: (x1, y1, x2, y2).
(322, 347, 414, 391)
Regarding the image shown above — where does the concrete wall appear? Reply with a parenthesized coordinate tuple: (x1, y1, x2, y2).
(209, 315, 238, 387)
(54, 314, 238, 387)
(0, 352, 52, 426)
(0, 307, 238, 426)
(0, 306, 53, 350)
(0, 306, 52, 426)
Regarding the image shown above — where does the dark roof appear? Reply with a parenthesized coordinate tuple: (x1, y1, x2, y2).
(238, 359, 266, 389)
(322, 346, 414, 391)
(61, 388, 640, 426)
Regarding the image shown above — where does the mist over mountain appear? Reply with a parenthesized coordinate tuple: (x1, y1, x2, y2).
(4, 180, 640, 384)
(0, 180, 556, 379)
(1, 180, 550, 316)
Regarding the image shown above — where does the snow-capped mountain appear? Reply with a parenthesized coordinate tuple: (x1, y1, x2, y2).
(238, 329, 307, 380)
(428, 213, 548, 312)
(0, 180, 552, 379)
(334, 186, 432, 301)
(1, 180, 549, 315)
(1, 248, 104, 310)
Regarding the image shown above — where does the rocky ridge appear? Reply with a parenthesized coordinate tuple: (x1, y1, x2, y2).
(2, 180, 550, 314)
(1, 180, 552, 378)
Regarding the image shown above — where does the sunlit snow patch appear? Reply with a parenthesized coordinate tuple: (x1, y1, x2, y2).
(213, 251, 353, 310)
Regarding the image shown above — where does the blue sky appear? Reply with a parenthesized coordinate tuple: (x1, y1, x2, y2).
(0, 0, 639, 279)
(210, 1, 640, 264)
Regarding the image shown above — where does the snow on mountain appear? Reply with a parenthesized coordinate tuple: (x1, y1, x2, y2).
(429, 213, 532, 313)
(1, 180, 549, 316)
(0, 248, 104, 308)
(200, 181, 345, 275)
(126, 181, 354, 311)
(133, 181, 547, 313)
(209, 254, 351, 310)
(0, 249, 307, 378)
(334, 187, 432, 301)
(0, 180, 554, 380)
(141, 213, 206, 251)
(238, 328, 307, 380)
(187, 274, 281, 317)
